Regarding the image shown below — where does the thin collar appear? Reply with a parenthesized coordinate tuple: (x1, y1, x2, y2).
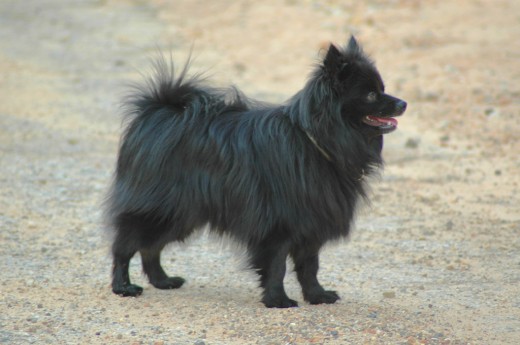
(304, 131, 332, 162)
(304, 131, 366, 181)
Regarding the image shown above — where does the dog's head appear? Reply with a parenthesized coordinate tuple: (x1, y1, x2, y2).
(322, 36, 406, 136)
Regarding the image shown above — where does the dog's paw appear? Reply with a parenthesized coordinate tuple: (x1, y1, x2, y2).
(305, 290, 340, 305)
(262, 294, 299, 308)
(150, 276, 185, 290)
(112, 283, 143, 297)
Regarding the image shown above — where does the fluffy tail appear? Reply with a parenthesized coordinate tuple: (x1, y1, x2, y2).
(123, 55, 210, 118)
(123, 55, 251, 123)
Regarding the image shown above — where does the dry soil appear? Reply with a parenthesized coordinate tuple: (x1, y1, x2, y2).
(1, 1, 519, 344)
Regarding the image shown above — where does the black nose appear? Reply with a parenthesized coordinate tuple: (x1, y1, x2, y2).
(395, 100, 407, 115)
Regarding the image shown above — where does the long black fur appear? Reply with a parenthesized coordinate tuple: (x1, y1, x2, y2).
(106, 36, 406, 308)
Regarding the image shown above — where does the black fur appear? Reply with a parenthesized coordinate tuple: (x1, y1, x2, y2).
(106, 36, 406, 308)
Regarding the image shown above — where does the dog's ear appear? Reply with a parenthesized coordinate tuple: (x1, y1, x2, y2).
(324, 44, 342, 70)
(346, 36, 362, 54)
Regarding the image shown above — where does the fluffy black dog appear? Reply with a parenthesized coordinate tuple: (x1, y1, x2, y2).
(106, 36, 406, 308)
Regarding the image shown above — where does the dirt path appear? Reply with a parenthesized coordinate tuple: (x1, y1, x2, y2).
(1, 1, 519, 344)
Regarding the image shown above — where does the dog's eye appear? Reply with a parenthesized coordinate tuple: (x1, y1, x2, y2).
(367, 92, 377, 103)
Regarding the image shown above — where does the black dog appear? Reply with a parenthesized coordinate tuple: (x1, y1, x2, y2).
(106, 36, 406, 308)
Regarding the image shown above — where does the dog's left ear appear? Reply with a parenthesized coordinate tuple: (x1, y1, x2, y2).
(324, 44, 342, 70)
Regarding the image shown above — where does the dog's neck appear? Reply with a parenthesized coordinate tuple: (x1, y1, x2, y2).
(303, 130, 369, 181)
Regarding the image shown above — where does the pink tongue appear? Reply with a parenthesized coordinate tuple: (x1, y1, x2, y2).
(368, 116, 398, 126)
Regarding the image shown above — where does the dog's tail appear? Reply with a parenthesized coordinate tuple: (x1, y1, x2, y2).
(124, 55, 248, 121)
(123, 55, 205, 117)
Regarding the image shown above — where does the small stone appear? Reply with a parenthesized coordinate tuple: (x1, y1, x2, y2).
(234, 63, 246, 74)
(405, 137, 420, 149)
(422, 91, 439, 102)
(383, 291, 396, 298)
(194, 340, 206, 345)
(368, 311, 378, 319)
(484, 107, 499, 117)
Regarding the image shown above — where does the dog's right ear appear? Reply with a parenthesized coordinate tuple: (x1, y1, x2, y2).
(324, 44, 342, 70)
(346, 36, 361, 53)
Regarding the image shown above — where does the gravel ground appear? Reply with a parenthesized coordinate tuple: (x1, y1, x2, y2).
(1, 0, 519, 344)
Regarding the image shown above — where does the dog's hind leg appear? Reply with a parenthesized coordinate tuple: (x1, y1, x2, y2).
(111, 231, 143, 297)
(111, 212, 186, 296)
(136, 214, 187, 290)
(291, 242, 340, 305)
(250, 232, 298, 308)
(141, 246, 185, 290)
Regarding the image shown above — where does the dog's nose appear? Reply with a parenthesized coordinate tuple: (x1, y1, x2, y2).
(396, 100, 407, 114)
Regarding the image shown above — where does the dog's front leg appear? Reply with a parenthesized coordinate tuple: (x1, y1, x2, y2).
(291, 242, 340, 305)
(250, 234, 298, 308)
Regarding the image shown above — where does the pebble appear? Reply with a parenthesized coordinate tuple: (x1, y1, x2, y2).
(421, 91, 440, 102)
(484, 107, 499, 117)
(405, 138, 420, 149)
(383, 291, 396, 299)
(439, 134, 450, 142)
(368, 311, 378, 319)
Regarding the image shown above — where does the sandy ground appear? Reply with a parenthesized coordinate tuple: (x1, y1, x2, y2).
(1, 0, 519, 344)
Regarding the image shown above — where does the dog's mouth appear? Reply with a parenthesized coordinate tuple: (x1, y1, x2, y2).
(362, 115, 398, 132)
